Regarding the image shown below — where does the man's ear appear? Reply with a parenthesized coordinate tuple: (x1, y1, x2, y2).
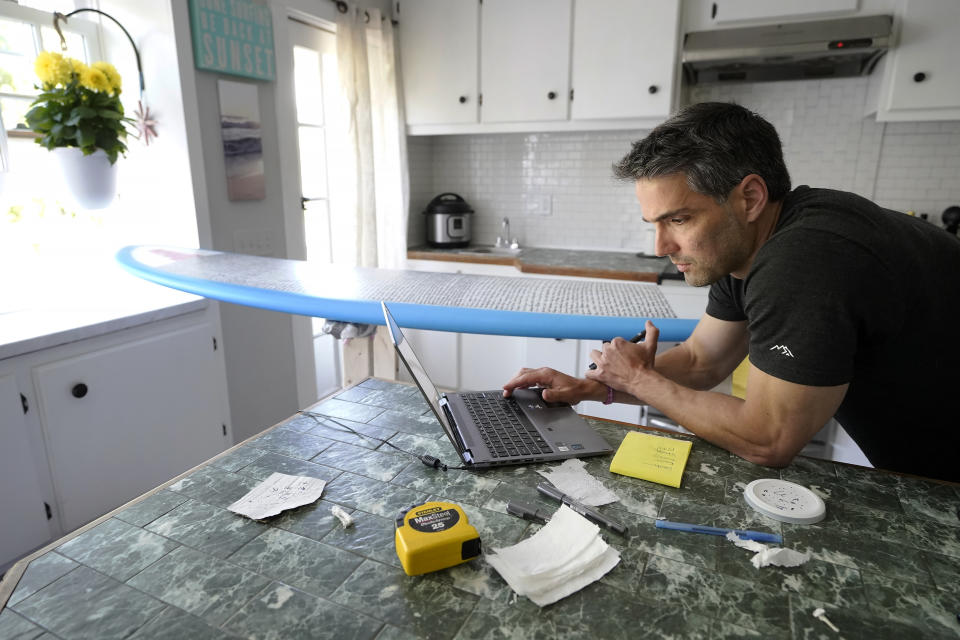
(738, 174, 769, 222)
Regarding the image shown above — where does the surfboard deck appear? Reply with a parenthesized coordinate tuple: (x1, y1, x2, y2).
(116, 245, 697, 341)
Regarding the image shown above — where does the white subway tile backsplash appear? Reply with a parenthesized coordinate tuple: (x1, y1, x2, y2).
(407, 77, 960, 248)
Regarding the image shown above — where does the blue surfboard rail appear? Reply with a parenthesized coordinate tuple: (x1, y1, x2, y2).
(116, 245, 697, 342)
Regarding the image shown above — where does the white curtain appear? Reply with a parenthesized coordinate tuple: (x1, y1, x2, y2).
(334, 5, 409, 269)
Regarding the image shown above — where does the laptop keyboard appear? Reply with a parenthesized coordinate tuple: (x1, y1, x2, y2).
(461, 393, 553, 458)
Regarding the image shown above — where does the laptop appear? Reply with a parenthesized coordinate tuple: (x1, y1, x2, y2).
(381, 302, 613, 468)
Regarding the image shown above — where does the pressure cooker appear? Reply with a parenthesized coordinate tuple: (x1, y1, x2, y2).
(423, 192, 473, 248)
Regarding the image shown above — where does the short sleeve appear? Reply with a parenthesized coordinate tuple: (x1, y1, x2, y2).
(744, 229, 888, 386)
(706, 277, 747, 322)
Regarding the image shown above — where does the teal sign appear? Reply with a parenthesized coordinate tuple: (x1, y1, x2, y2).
(189, 0, 275, 81)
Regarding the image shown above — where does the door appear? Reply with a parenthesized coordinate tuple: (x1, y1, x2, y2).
(398, 0, 480, 125)
(0, 374, 51, 570)
(480, 0, 572, 123)
(33, 324, 228, 532)
(570, 0, 680, 121)
(287, 18, 342, 399)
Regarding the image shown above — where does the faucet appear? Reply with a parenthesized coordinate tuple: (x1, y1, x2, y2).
(496, 217, 521, 249)
(495, 217, 510, 248)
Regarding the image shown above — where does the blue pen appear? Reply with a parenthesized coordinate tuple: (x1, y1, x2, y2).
(654, 519, 783, 544)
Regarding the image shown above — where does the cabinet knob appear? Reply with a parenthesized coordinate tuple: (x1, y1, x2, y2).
(913, 72, 927, 83)
(547, 91, 557, 100)
(648, 85, 659, 94)
(458, 95, 467, 104)
(71, 383, 88, 399)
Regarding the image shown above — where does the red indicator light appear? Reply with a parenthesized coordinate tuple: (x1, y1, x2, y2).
(837, 41, 844, 47)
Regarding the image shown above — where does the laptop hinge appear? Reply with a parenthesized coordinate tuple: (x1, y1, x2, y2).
(439, 397, 472, 462)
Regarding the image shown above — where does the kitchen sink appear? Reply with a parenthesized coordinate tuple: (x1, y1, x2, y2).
(457, 245, 521, 256)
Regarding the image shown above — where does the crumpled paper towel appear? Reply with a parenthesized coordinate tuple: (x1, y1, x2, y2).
(725, 531, 811, 569)
(535, 459, 619, 506)
(486, 504, 620, 607)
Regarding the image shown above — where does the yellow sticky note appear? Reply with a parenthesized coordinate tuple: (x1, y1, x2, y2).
(609, 431, 692, 488)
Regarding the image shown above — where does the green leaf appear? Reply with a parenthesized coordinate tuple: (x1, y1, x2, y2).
(97, 109, 122, 119)
(77, 126, 95, 148)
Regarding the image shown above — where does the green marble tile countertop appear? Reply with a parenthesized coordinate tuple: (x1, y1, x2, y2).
(2, 379, 959, 639)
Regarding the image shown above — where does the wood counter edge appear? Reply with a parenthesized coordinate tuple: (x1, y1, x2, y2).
(407, 250, 659, 282)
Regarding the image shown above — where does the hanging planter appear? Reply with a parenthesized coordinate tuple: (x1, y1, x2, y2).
(25, 51, 133, 208)
(52, 147, 118, 209)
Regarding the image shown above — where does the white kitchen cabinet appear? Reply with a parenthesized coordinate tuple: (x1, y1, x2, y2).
(569, 0, 680, 121)
(0, 374, 54, 574)
(706, 0, 857, 25)
(32, 321, 230, 533)
(399, 0, 681, 134)
(874, 0, 960, 121)
(480, 0, 572, 124)
(398, 0, 479, 126)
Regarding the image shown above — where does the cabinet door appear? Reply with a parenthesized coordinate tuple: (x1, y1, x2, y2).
(460, 334, 526, 391)
(882, 0, 960, 115)
(399, 0, 479, 125)
(480, 0, 572, 123)
(0, 374, 51, 570)
(570, 0, 679, 121)
(34, 324, 229, 532)
(709, 0, 857, 24)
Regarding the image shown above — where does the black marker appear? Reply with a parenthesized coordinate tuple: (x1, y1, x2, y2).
(506, 501, 551, 525)
(588, 330, 646, 370)
(536, 482, 628, 535)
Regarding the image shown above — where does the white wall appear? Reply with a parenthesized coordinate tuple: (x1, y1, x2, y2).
(408, 76, 960, 251)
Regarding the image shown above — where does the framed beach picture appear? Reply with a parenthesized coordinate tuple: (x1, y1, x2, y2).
(217, 79, 265, 201)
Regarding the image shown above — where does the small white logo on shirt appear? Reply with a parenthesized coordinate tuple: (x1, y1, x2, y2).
(769, 345, 795, 358)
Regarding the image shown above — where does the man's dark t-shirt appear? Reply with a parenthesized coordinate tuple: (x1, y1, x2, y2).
(706, 186, 960, 482)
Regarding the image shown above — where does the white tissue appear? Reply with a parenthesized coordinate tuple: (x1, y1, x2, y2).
(486, 505, 620, 607)
(724, 531, 811, 569)
(535, 459, 619, 506)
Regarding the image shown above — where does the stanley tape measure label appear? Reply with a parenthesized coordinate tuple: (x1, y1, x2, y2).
(409, 506, 460, 532)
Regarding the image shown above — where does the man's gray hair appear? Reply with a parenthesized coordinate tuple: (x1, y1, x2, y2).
(613, 102, 791, 203)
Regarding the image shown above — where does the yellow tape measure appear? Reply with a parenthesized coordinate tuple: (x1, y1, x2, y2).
(395, 501, 481, 576)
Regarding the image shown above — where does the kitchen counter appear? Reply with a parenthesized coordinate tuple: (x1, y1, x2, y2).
(407, 245, 680, 283)
(1, 254, 206, 361)
(2, 378, 958, 639)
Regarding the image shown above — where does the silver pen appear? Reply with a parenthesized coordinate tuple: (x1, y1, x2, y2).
(536, 482, 628, 535)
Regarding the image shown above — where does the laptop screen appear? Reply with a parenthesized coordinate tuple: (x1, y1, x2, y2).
(381, 302, 458, 444)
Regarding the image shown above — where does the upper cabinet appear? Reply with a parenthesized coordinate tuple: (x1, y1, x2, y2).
(481, 0, 572, 124)
(570, 0, 679, 121)
(707, 0, 857, 25)
(398, 0, 681, 134)
(874, 0, 960, 121)
(399, 0, 479, 126)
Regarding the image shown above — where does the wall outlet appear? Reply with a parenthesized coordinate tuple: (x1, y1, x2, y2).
(234, 228, 275, 256)
(526, 194, 552, 216)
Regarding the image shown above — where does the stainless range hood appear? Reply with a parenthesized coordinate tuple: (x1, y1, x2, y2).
(682, 14, 893, 84)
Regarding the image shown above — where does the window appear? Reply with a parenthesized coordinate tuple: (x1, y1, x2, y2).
(0, 2, 101, 276)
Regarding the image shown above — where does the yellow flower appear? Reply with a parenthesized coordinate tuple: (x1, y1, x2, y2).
(92, 61, 122, 94)
(34, 51, 71, 86)
(79, 66, 110, 93)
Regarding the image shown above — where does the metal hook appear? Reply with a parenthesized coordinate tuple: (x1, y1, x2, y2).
(52, 12, 68, 51)
(51, 9, 145, 95)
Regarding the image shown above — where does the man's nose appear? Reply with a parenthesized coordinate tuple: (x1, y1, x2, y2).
(654, 229, 676, 257)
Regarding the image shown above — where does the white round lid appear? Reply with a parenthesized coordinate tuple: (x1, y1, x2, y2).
(743, 479, 826, 525)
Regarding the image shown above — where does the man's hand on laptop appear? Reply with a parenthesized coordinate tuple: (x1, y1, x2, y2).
(502, 368, 607, 404)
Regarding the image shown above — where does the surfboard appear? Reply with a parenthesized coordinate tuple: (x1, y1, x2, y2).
(116, 245, 698, 341)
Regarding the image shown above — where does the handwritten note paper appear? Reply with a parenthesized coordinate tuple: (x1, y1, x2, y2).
(608, 431, 692, 488)
(228, 472, 326, 520)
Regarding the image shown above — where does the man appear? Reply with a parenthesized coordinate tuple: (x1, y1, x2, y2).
(503, 102, 960, 483)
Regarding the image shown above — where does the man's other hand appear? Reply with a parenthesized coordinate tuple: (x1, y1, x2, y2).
(502, 368, 606, 404)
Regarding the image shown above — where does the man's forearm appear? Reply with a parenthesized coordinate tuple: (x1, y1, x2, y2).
(649, 342, 731, 391)
(630, 371, 781, 464)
